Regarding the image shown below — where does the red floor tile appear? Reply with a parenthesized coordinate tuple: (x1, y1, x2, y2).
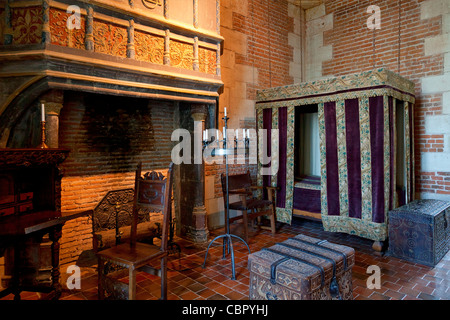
(2, 218, 450, 300)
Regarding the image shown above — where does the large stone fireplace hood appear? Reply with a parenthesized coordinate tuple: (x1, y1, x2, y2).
(0, 0, 223, 147)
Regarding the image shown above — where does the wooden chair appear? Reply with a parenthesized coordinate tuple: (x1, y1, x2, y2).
(96, 162, 174, 300)
(221, 170, 277, 243)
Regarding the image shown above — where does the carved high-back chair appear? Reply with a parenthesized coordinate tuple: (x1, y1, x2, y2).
(221, 170, 277, 243)
(97, 162, 174, 300)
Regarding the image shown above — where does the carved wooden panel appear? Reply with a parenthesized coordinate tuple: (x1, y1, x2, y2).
(49, 8, 85, 49)
(170, 40, 193, 70)
(93, 19, 127, 57)
(138, 179, 166, 209)
(93, 189, 138, 233)
(199, 46, 217, 75)
(0, 149, 69, 167)
(134, 30, 164, 64)
(11, 7, 43, 45)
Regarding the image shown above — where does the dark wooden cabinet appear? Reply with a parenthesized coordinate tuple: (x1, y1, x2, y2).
(0, 148, 77, 299)
(0, 148, 69, 216)
(0, 167, 56, 218)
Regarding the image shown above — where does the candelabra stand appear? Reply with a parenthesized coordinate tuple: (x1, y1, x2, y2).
(202, 115, 250, 280)
(37, 121, 48, 149)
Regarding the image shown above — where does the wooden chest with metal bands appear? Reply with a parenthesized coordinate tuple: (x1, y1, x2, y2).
(248, 234, 355, 300)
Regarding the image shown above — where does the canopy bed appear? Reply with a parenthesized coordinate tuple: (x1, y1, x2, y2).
(255, 69, 415, 250)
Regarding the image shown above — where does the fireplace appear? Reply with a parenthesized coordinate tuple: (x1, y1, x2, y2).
(0, 0, 224, 269)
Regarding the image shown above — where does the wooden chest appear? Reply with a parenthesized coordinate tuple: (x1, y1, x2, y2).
(388, 199, 450, 267)
(248, 234, 355, 300)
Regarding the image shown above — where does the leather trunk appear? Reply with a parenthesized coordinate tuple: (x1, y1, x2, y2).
(388, 199, 450, 267)
(248, 234, 355, 300)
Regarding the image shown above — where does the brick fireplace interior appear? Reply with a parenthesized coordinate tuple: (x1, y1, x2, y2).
(59, 91, 180, 264)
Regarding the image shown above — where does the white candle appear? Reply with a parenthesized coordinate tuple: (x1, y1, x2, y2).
(203, 130, 206, 141)
(216, 129, 219, 139)
(41, 104, 45, 122)
(247, 129, 250, 139)
(243, 129, 247, 139)
(224, 107, 227, 117)
(223, 127, 226, 140)
(235, 129, 239, 139)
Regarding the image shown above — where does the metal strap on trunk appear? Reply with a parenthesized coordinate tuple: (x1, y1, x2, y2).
(261, 247, 325, 288)
(278, 242, 341, 300)
(262, 237, 349, 300)
(289, 238, 349, 270)
(444, 209, 448, 229)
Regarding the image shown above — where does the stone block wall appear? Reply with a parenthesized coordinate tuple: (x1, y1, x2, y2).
(310, 0, 450, 200)
(305, 3, 333, 81)
(419, 0, 450, 200)
(219, 0, 296, 129)
(206, 0, 299, 229)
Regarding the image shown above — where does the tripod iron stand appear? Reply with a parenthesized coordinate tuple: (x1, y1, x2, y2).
(202, 113, 250, 280)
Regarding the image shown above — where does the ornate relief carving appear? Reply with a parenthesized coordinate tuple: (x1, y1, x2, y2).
(170, 40, 193, 70)
(49, 8, 85, 49)
(11, 7, 43, 45)
(142, 0, 162, 9)
(134, 30, 164, 64)
(0, 149, 69, 167)
(93, 20, 127, 58)
(198, 47, 217, 75)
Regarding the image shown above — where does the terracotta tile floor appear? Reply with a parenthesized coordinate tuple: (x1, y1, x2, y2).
(2, 218, 450, 300)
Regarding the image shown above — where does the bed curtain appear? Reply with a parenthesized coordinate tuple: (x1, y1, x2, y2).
(255, 69, 415, 242)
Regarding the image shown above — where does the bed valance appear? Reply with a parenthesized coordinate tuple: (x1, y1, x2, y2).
(255, 69, 415, 242)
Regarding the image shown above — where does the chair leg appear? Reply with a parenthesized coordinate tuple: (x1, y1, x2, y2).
(97, 257, 105, 300)
(256, 216, 262, 228)
(242, 211, 249, 243)
(128, 267, 136, 300)
(160, 256, 167, 300)
(269, 202, 277, 235)
(270, 211, 276, 236)
(252, 209, 258, 230)
(268, 190, 277, 236)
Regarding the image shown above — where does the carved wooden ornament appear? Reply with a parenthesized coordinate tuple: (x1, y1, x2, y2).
(142, 0, 162, 9)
